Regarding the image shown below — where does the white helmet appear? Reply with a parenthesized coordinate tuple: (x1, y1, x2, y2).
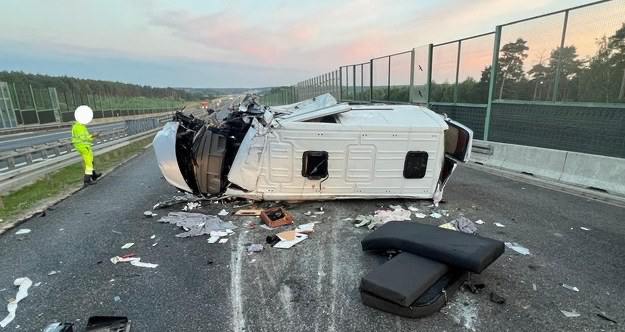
(74, 105, 93, 124)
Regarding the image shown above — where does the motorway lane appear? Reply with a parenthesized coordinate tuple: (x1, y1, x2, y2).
(0, 149, 624, 331)
(0, 123, 126, 152)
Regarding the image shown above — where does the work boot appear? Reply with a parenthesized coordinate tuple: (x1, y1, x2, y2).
(83, 175, 96, 185)
(91, 171, 102, 181)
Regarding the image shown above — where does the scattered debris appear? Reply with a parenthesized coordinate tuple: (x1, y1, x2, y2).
(113, 296, 121, 302)
(389, 205, 403, 210)
(407, 206, 419, 212)
(295, 223, 316, 233)
(560, 309, 580, 318)
(86, 316, 131, 331)
(111, 230, 122, 235)
(430, 212, 442, 219)
(580, 227, 591, 231)
(15, 229, 31, 235)
(34, 282, 41, 287)
(561, 283, 579, 292)
(494, 222, 505, 228)
(505, 242, 530, 255)
(120, 243, 134, 249)
(130, 260, 158, 268)
(150, 234, 156, 239)
(247, 244, 264, 253)
(47, 271, 59, 276)
(312, 211, 325, 215)
(110, 254, 139, 264)
(235, 209, 263, 216)
(489, 292, 505, 304)
(42, 322, 74, 332)
(182, 201, 201, 211)
(354, 215, 375, 228)
(0, 277, 32, 328)
(414, 213, 427, 219)
(260, 207, 293, 228)
(218, 238, 229, 244)
(532, 283, 537, 291)
(158, 212, 236, 238)
(304, 211, 312, 216)
(143, 211, 157, 218)
(475, 219, 484, 225)
(439, 222, 456, 231)
(217, 209, 229, 216)
(259, 224, 275, 231)
(451, 216, 478, 234)
(596, 312, 617, 324)
(152, 243, 158, 247)
(274, 233, 308, 249)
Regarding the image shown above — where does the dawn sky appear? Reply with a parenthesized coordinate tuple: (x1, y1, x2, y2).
(0, 0, 602, 88)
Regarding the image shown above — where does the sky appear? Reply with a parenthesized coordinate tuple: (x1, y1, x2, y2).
(0, 0, 608, 88)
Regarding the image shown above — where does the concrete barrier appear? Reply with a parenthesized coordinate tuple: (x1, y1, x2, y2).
(470, 139, 625, 197)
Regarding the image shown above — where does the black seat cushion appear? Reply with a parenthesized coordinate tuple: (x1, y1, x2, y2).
(360, 252, 449, 307)
(361, 221, 504, 273)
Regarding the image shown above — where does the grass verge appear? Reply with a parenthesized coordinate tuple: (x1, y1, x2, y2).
(0, 136, 154, 222)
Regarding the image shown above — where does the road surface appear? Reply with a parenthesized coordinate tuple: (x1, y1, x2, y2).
(0, 123, 125, 153)
(0, 148, 623, 331)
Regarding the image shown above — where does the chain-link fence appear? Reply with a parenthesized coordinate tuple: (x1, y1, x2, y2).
(262, 0, 625, 158)
(0, 81, 184, 128)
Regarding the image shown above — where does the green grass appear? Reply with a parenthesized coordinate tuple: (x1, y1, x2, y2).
(0, 136, 154, 222)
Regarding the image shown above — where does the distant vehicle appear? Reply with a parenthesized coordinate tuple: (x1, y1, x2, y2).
(153, 94, 472, 203)
(200, 101, 209, 109)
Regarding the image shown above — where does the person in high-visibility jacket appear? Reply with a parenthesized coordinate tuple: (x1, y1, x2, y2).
(72, 105, 101, 185)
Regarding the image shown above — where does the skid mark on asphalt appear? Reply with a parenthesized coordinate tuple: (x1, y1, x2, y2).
(230, 231, 246, 332)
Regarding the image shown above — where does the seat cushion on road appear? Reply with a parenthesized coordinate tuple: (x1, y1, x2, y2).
(361, 270, 468, 318)
(360, 252, 449, 307)
(361, 221, 504, 273)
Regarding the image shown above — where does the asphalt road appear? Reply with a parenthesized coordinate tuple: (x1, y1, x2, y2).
(0, 123, 125, 153)
(0, 149, 624, 331)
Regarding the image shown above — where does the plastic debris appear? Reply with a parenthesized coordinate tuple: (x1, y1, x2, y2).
(580, 227, 591, 231)
(218, 238, 228, 244)
(304, 211, 312, 216)
(110, 255, 139, 264)
(295, 223, 316, 233)
(475, 219, 484, 225)
(407, 206, 419, 212)
(182, 201, 201, 211)
(15, 229, 31, 235)
(532, 283, 537, 291)
(489, 292, 506, 304)
(247, 244, 264, 253)
(42, 322, 74, 332)
(158, 212, 236, 238)
(121, 243, 134, 249)
(439, 222, 456, 231)
(414, 213, 426, 219)
(451, 216, 478, 234)
(150, 235, 156, 239)
(217, 209, 229, 216)
(130, 260, 158, 268)
(561, 283, 579, 292)
(0, 277, 32, 328)
(152, 243, 158, 247)
(274, 233, 308, 249)
(113, 296, 121, 302)
(494, 222, 505, 227)
(47, 271, 59, 276)
(143, 211, 157, 218)
(430, 212, 442, 219)
(34, 282, 41, 287)
(505, 242, 530, 255)
(354, 215, 374, 228)
(560, 309, 580, 318)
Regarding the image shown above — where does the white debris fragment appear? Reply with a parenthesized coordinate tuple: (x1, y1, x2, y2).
(34, 282, 41, 287)
(312, 211, 325, 215)
(580, 227, 590, 231)
(217, 209, 229, 216)
(47, 271, 59, 276)
(182, 202, 201, 211)
(247, 244, 264, 253)
(143, 211, 157, 217)
(150, 235, 156, 239)
(304, 211, 312, 216)
(158, 212, 236, 238)
(15, 229, 31, 235)
(207, 236, 220, 244)
(259, 224, 275, 231)
(505, 242, 530, 255)
(341, 218, 353, 222)
(430, 212, 442, 219)
(561, 284, 579, 292)
(121, 243, 134, 249)
(407, 206, 419, 212)
(218, 238, 229, 244)
(0, 277, 32, 328)
(114, 296, 121, 302)
(110, 256, 139, 264)
(389, 205, 403, 210)
(494, 222, 505, 227)
(414, 213, 427, 219)
(560, 309, 580, 318)
(274, 233, 308, 249)
(532, 283, 537, 291)
(152, 243, 158, 247)
(130, 260, 158, 268)
(295, 223, 316, 233)
(475, 219, 484, 225)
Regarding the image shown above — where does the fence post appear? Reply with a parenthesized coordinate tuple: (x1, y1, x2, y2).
(12, 83, 23, 125)
(409, 48, 415, 103)
(338, 67, 343, 102)
(369, 60, 374, 102)
(29, 84, 41, 124)
(352, 65, 357, 98)
(552, 10, 569, 102)
(484, 25, 502, 141)
(454, 40, 462, 104)
(387, 56, 391, 101)
(426, 44, 433, 107)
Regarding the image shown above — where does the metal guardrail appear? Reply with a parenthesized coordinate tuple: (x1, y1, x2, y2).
(0, 116, 168, 174)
